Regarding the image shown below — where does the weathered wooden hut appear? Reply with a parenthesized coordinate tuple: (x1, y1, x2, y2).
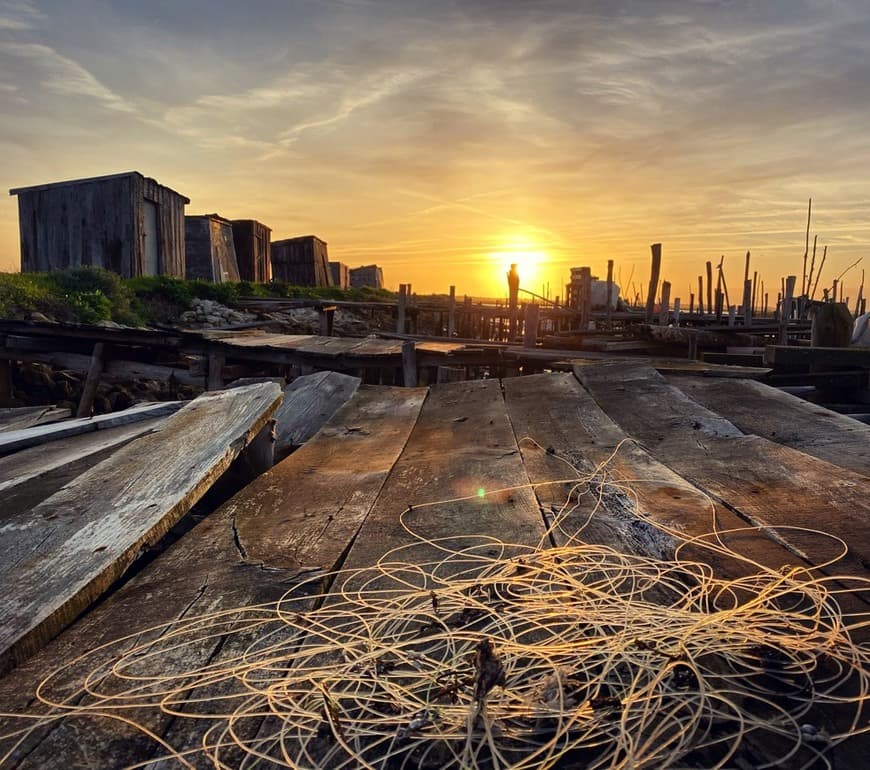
(329, 261, 350, 289)
(231, 220, 271, 283)
(8, 171, 189, 277)
(271, 235, 332, 286)
(349, 264, 385, 289)
(185, 214, 241, 282)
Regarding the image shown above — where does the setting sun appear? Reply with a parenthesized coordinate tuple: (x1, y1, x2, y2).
(489, 236, 550, 298)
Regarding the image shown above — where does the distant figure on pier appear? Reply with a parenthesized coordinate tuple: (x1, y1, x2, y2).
(507, 263, 520, 295)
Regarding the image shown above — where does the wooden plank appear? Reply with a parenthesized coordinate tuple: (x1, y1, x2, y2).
(667, 375, 870, 476)
(74, 342, 106, 418)
(574, 362, 870, 580)
(273, 370, 361, 457)
(341, 379, 546, 585)
(0, 406, 71, 432)
(0, 384, 425, 769)
(765, 344, 870, 370)
(502, 373, 803, 577)
(0, 401, 183, 455)
(0, 417, 166, 495)
(0, 382, 282, 674)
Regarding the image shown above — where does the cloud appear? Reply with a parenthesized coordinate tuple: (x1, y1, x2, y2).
(0, 0, 44, 30)
(0, 41, 135, 112)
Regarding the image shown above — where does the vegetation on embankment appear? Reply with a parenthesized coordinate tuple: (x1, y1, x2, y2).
(0, 268, 395, 326)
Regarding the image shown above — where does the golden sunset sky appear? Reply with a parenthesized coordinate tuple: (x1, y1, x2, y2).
(2, 0, 869, 302)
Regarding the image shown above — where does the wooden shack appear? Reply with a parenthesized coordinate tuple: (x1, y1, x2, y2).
(185, 214, 241, 282)
(350, 264, 385, 289)
(271, 235, 332, 286)
(329, 261, 350, 289)
(232, 220, 271, 283)
(9, 171, 189, 277)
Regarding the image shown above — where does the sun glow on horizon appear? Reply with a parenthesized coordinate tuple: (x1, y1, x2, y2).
(489, 234, 551, 298)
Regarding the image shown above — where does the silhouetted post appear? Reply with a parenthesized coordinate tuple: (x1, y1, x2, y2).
(579, 267, 592, 329)
(697, 276, 704, 315)
(659, 281, 671, 325)
(523, 303, 540, 348)
(780, 275, 796, 343)
(673, 297, 681, 326)
(447, 285, 456, 337)
(605, 259, 614, 328)
(645, 244, 662, 323)
(402, 340, 417, 387)
(742, 279, 753, 327)
(728, 306, 736, 327)
(508, 264, 520, 339)
(714, 289, 724, 321)
(832, 278, 839, 303)
(397, 284, 407, 333)
(706, 261, 713, 314)
(752, 270, 758, 315)
(689, 293, 694, 315)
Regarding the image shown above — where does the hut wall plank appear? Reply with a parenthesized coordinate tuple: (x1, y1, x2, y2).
(0, 382, 282, 674)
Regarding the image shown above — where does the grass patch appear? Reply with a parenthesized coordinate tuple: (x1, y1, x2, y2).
(0, 268, 396, 326)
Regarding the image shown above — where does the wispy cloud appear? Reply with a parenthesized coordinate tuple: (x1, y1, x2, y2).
(0, 41, 135, 112)
(0, 0, 43, 31)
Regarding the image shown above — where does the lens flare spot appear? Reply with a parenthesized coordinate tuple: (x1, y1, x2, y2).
(477, 487, 486, 498)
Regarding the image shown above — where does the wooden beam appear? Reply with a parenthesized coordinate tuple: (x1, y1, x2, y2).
(659, 280, 671, 325)
(396, 283, 407, 334)
(401, 340, 417, 387)
(523, 303, 540, 347)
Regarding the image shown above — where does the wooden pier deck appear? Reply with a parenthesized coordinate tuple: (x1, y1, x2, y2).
(0, 368, 867, 769)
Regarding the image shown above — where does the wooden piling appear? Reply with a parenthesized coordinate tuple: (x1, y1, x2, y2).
(508, 264, 520, 339)
(401, 340, 417, 387)
(397, 284, 407, 334)
(659, 281, 671, 326)
(697, 276, 704, 315)
(742, 279, 753, 327)
(673, 297, 681, 326)
(706, 261, 713, 313)
(447, 285, 456, 337)
(76, 342, 106, 417)
(645, 244, 662, 323)
(605, 259, 614, 328)
(523, 304, 540, 348)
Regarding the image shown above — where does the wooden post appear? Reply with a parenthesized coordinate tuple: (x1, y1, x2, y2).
(523, 303, 540, 348)
(397, 284, 407, 334)
(319, 306, 336, 336)
(0, 360, 12, 407)
(579, 267, 592, 329)
(742, 279, 753, 327)
(645, 243, 662, 323)
(689, 293, 694, 315)
(659, 281, 671, 326)
(832, 278, 839, 303)
(605, 259, 614, 328)
(207, 350, 226, 391)
(508, 264, 520, 339)
(697, 276, 704, 315)
(673, 297, 681, 326)
(780, 275, 796, 344)
(714, 289, 724, 321)
(727, 306, 736, 327)
(447, 285, 456, 337)
(706, 261, 713, 313)
(401, 340, 417, 387)
(76, 342, 106, 418)
(751, 270, 758, 315)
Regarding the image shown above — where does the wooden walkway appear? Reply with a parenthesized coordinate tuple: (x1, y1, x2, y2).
(0, 368, 867, 768)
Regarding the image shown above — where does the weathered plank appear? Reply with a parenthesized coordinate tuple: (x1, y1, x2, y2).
(340, 379, 546, 587)
(765, 344, 870, 369)
(0, 401, 182, 455)
(0, 384, 425, 769)
(574, 362, 870, 580)
(0, 417, 167, 496)
(0, 382, 282, 674)
(667, 375, 870, 475)
(502, 373, 806, 576)
(0, 406, 71, 433)
(273, 370, 361, 457)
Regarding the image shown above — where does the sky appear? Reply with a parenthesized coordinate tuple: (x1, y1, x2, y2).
(1, 0, 870, 302)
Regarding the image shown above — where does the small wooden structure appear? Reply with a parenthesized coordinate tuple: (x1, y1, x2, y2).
(9, 171, 189, 277)
(232, 219, 271, 283)
(271, 235, 332, 286)
(349, 264, 384, 289)
(329, 261, 350, 289)
(185, 214, 241, 282)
